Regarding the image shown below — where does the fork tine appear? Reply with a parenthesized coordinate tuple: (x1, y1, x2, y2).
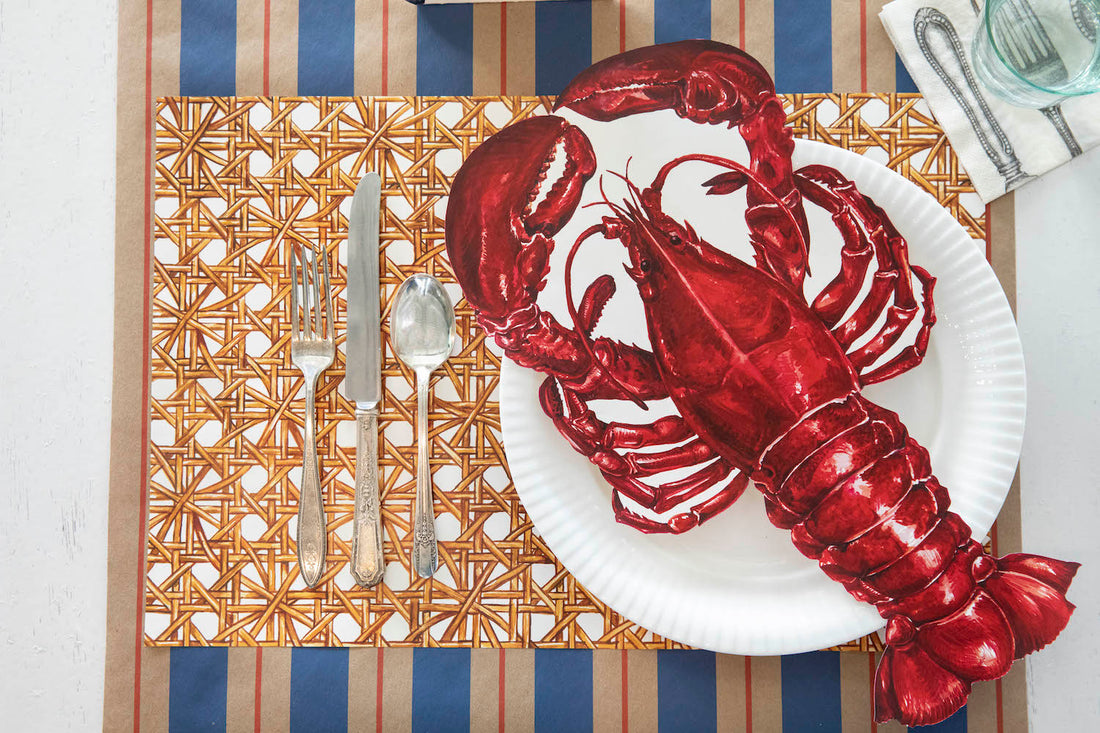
(290, 245, 301, 340)
(310, 246, 323, 337)
(321, 246, 334, 340)
(1019, 0, 1057, 56)
(1004, 25, 1027, 68)
(299, 246, 314, 339)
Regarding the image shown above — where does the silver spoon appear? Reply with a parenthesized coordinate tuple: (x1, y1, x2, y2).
(391, 273, 457, 579)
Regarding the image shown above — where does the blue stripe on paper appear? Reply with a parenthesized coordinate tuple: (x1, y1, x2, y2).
(781, 651, 842, 731)
(169, 647, 227, 732)
(180, 0, 236, 95)
(416, 4, 474, 95)
(773, 0, 833, 92)
(535, 1, 592, 96)
(297, 0, 355, 95)
(896, 54, 920, 93)
(910, 706, 968, 732)
(658, 650, 718, 732)
(289, 648, 349, 733)
(655, 0, 711, 44)
(413, 648, 471, 733)
(534, 649, 593, 733)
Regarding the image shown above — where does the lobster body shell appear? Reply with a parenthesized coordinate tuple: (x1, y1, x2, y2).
(630, 224, 859, 467)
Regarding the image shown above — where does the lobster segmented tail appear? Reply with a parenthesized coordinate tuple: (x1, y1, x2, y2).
(873, 551, 1079, 726)
(750, 393, 1079, 727)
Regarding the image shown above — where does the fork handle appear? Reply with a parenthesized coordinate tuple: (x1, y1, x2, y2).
(297, 378, 327, 587)
(351, 406, 385, 586)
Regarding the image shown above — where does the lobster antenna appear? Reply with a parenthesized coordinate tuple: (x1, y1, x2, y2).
(580, 173, 631, 220)
(563, 224, 648, 410)
(652, 154, 810, 261)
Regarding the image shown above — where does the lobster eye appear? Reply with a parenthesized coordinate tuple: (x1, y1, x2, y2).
(639, 258, 652, 272)
(669, 234, 682, 246)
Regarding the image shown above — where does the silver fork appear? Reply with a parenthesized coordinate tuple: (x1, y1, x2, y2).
(290, 244, 335, 587)
(996, 0, 1084, 154)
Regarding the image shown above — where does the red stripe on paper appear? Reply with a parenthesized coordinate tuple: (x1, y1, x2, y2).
(985, 203, 1005, 733)
(996, 678, 1005, 733)
(870, 651, 878, 733)
(745, 657, 753, 732)
(382, 0, 389, 95)
(985, 203, 993, 263)
(134, 1, 154, 730)
(621, 650, 629, 733)
(620, 0, 626, 53)
(376, 648, 384, 733)
(263, 0, 271, 94)
(740, 0, 746, 50)
(498, 649, 506, 733)
(860, 0, 868, 92)
(254, 648, 263, 733)
(501, 5, 507, 94)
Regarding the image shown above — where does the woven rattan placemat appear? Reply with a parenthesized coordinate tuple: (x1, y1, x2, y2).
(145, 95, 984, 647)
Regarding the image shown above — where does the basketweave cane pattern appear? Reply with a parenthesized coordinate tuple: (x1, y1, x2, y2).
(146, 95, 985, 648)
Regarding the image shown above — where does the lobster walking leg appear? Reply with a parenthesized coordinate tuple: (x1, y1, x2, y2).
(796, 166, 937, 385)
(540, 378, 747, 533)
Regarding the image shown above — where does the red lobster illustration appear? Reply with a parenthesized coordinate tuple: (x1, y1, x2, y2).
(443, 41, 1078, 726)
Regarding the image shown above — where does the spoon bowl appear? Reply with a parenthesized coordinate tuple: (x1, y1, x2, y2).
(392, 274, 457, 372)
(391, 273, 457, 579)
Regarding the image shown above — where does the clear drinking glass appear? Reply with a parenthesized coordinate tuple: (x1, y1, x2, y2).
(972, 0, 1100, 107)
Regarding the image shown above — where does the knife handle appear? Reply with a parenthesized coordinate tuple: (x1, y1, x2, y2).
(297, 378, 327, 588)
(351, 407, 385, 586)
(412, 373, 438, 579)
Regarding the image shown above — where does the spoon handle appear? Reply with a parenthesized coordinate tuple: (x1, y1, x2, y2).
(412, 373, 438, 579)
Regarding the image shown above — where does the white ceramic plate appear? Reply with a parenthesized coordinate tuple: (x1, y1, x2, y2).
(497, 108, 1026, 655)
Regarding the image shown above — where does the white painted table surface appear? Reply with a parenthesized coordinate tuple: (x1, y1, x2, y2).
(0, 3, 1096, 731)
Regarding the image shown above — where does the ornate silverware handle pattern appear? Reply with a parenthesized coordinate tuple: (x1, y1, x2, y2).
(351, 406, 385, 586)
(297, 377, 327, 587)
(411, 374, 438, 578)
(1040, 104, 1084, 156)
(914, 7, 1032, 189)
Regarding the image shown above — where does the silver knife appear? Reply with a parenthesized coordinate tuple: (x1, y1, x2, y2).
(345, 171, 385, 587)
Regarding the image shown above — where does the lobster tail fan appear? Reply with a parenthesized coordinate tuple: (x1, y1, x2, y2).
(874, 642, 970, 725)
(996, 553, 1079, 594)
(983, 554, 1080, 658)
(874, 589, 1014, 725)
(874, 553, 1079, 726)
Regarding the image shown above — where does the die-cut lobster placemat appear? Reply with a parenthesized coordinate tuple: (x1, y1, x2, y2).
(146, 95, 985, 647)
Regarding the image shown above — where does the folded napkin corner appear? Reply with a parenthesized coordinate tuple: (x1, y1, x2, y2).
(881, 0, 1100, 203)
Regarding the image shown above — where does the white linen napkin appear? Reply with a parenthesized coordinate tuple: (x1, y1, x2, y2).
(881, 0, 1100, 202)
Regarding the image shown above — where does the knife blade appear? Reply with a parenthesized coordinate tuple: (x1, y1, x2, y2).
(345, 171, 385, 586)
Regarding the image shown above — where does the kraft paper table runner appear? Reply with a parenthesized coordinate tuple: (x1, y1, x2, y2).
(106, 2, 1027, 730)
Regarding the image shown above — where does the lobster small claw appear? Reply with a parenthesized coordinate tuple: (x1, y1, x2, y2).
(556, 40, 810, 293)
(553, 40, 775, 128)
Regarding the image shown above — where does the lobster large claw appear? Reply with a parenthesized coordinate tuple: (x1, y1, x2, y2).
(554, 40, 810, 294)
(446, 115, 613, 387)
(446, 115, 596, 327)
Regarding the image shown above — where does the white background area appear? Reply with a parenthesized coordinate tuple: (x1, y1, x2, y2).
(0, 1, 1095, 730)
